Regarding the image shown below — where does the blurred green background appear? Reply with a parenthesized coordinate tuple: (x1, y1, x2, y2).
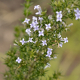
(0, 0, 80, 80)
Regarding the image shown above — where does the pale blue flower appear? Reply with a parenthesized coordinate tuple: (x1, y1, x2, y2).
(46, 51, 52, 57)
(59, 42, 63, 47)
(56, 11, 62, 15)
(45, 23, 51, 31)
(74, 8, 80, 20)
(38, 30, 44, 36)
(34, 5, 40, 10)
(74, 8, 80, 13)
(34, 25, 39, 31)
(23, 18, 30, 24)
(57, 33, 61, 38)
(35, 11, 42, 15)
(16, 57, 22, 63)
(47, 48, 53, 52)
(46, 48, 53, 57)
(33, 21, 38, 25)
(64, 37, 68, 43)
(56, 17, 62, 22)
(56, 11, 62, 22)
(32, 16, 37, 21)
(44, 63, 51, 69)
(60, 37, 64, 41)
(42, 40, 47, 46)
(30, 21, 38, 28)
(75, 13, 80, 20)
(34, 5, 42, 15)
(20, 38, 25, 45)
(25, 28, 31, 36)
(30, 22, 36, 28)
(28, 37, 33, 42)
(38, 17, 43, 23)
(56, 14, 62, 18)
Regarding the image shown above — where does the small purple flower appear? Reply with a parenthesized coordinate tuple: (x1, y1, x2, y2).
(38, 30, 44, 36)
(47, 48, 53, 52)
(56, 11, 62, 22)
(35, 11, 42, 15)
(44, 63, 51, 69)
(34, 25, 39, 31)
(20, 38, 25, 45)
(56, 14, 62, 18)
(38, 17, 43, 23)
(57, 33, 61, 38)
(26, 28, 31, 36)
(28, 37, 33, 42)
(34, 5, 42, 15)
(46, 48, 53, 57)
(59, 42, 63, 47)
(56, 11, 62, 15)
(46, 51, 52, 57)
(30, 22, 36, 28)
(16, 57, 22, 63)
(42, 40, 47, 46)
(45, 23, 51, 31)
(56, 17, 62, 22)
(64, 37, 68, 43)
(34, 5, 42, 11)
(60, 37, 64, 41)
(34, 5, 40, 10)
(32, 16, 37, 21)
(30, 21, 38, 28)
(46, 54, 51, 57)
(74, 8, 80, 13)
(75, 13, 80, 20)
(34, 21, 38, 25)
(23, 18, 30, 24)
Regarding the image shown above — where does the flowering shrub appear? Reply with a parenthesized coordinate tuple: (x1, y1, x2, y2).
(3, 0, 80, 80)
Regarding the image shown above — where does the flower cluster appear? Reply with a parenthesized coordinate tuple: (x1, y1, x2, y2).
(34, 5, 42, 15)
(16, 5, 70, 65)
(15, 6, 75, 76)
(59, 36, 68, 47)
(46, 48, 53, 58)
(56, 11, 62, 22)
(74, 8, 80, 20)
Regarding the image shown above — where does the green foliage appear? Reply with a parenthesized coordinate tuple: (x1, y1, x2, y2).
(3, 0, 80, 80)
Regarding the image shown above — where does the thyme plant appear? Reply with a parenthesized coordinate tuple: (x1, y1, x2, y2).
(3, 0, 80, 80)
